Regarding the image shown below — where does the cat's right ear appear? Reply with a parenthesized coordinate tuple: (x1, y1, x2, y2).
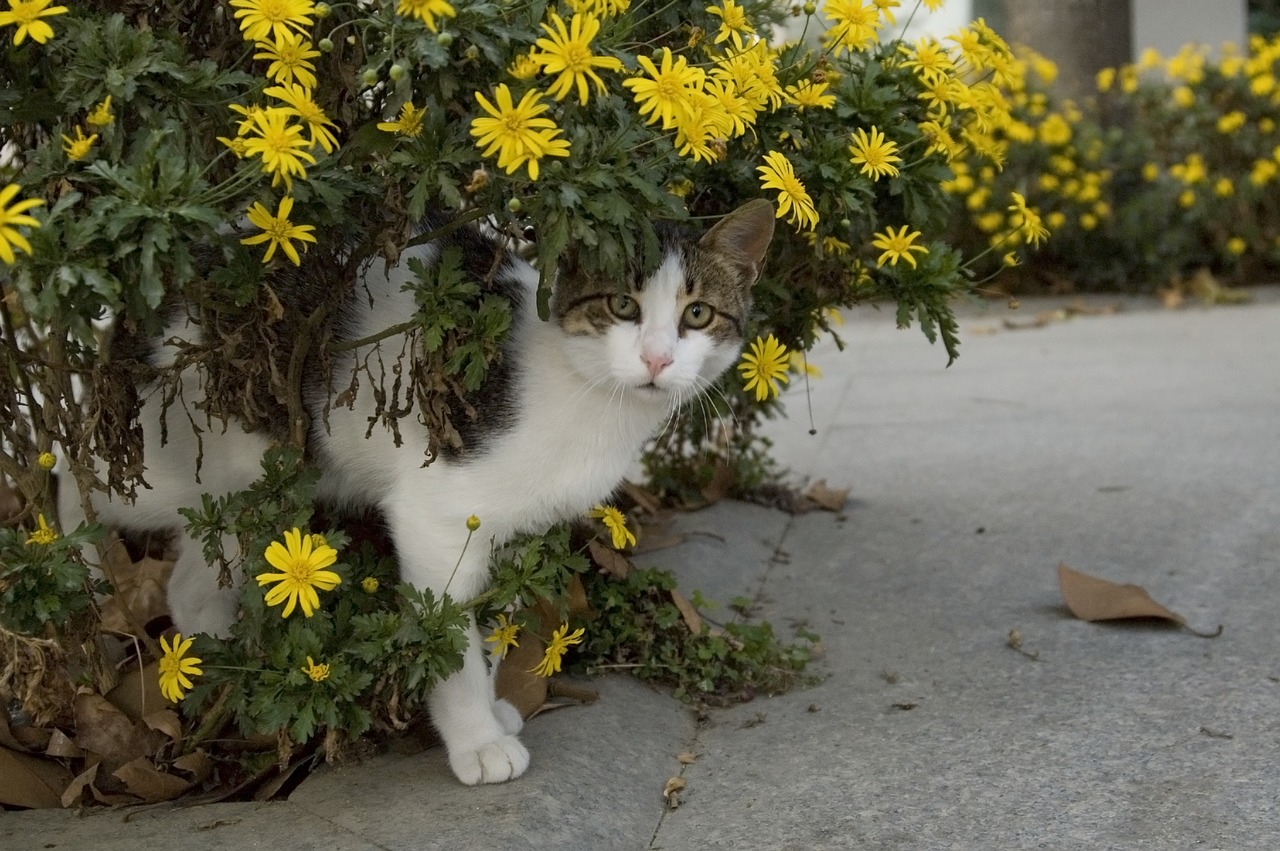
(699, 199, 776, 282)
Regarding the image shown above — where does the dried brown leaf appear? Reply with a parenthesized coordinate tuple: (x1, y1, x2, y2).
(105, 662, 166, 720)
(0, 746, 72, 809)
(74, 693, 165, 770)
(143, 709, 183, 748)
(494, 635, 548, 720)
(172, 748, 213, 783)
(44, 728, 82, 758)
(676, 752, 697, 765)
(619, 479, 665, 517)
(669, 589, 704, 636)
(698, 461, 735, 506)
(588, 539, 632, 581)
(1057, 563, 1186, 625)
(0, 479, 20, 524)
(61, 763, 99, 809)
(803, 479, 849, 512)
(112, 756, 192, 803)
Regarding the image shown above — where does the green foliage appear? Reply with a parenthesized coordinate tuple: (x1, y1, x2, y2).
(0, 521, 105, 636)
(578, 566, 817, 703)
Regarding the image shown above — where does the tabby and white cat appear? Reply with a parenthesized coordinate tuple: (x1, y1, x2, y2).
(60, 199, 774, 785)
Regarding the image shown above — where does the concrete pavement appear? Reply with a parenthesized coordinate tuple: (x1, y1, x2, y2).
(4, 291, 1279, 849)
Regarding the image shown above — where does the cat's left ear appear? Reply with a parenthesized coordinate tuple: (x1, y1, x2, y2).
(699, 199, 776, 282)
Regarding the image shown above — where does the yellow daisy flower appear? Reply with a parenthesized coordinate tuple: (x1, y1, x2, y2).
(396, 0, 456, 32)
(757, 151, 818, 231)
(786, 79, 836, 111)
(566, 0, 630, 16)
(239, 107, 316, 190)
(871, 225, 929, 268)
(158, 633, 203, 703)
(86, 95, 114, 127)
(484, 613, 521, 659)
(529, 623, 585, 677)
(899, 38, 955, 85)
(469, 84, 571, 180)
(590, 504, 636, 549)
(255, 527, 342, 618)
(0, 0, 68, 46)
(302, 656, 330, 682)
(0, 183, 44, 265)
(530, 11, 623, 106)
(508, 53, 541, 81)
(1007, 192, 1049, 247)
(229, 0, 315, 44)
(621, 47, 705, 131)
(377, 102, 428, 138)
(706, 0, 754, 48)
(738, 334, 790, 401)
(824, 0, 881, 54)
(241, 195, 317, 266)
(253, 31, 320, 89)
(264, 82, 340, 153)
(61, 126, 98, 161)
(25, 513, 57, 545)
(848, 125, 902, 181)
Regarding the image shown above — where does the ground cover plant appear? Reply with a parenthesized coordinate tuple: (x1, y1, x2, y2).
(0, 0, 1042, 806)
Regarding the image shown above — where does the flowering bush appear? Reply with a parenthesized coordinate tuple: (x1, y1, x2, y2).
(948, 36, 1280, 292)
(0, 0, 1038, 798)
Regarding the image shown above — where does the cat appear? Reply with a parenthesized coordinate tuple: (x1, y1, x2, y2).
(59, 199, 775, 785)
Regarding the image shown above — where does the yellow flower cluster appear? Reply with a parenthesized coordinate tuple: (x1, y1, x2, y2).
(218, 0, 346, 265)
(898, 19, 1023, 169)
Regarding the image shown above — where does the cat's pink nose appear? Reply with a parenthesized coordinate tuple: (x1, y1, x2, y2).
(642, 352, 672, 379)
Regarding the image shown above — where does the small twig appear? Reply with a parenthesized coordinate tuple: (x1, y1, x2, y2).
(1006, 628, 1041, 661)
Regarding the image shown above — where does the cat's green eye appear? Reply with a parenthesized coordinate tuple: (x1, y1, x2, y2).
(681, 301, 715, 329)
(607, 293, 640, 321)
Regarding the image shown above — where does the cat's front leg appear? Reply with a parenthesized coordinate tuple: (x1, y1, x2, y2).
(385, 496, 528, 785)
(428, 616, 530, 785)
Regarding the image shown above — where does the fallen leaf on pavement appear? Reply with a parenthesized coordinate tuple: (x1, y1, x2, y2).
(802, 479, 849, 512)
(663, 776, 686, 809)
(1057, 563, 1221, 636)
(676, 752, 697, 765)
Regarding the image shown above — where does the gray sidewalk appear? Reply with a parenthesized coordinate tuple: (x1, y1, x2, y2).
(5, 293, 1279, 849)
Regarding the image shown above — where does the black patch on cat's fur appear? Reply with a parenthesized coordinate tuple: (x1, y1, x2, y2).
(425, 223, 524, 462)
(313, 219, 525, 463)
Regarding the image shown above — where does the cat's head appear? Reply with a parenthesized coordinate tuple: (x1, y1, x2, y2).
(551, 200, 775, 404)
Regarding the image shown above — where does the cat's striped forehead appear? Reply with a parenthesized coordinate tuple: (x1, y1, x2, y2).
(552, 232, 754, 340)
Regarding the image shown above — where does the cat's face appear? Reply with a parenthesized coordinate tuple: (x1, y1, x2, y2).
(551, 201, 775, 405)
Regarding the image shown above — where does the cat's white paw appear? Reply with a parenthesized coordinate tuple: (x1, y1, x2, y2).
(449, 734, 530, 785)
(492, 698, 524, 736)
